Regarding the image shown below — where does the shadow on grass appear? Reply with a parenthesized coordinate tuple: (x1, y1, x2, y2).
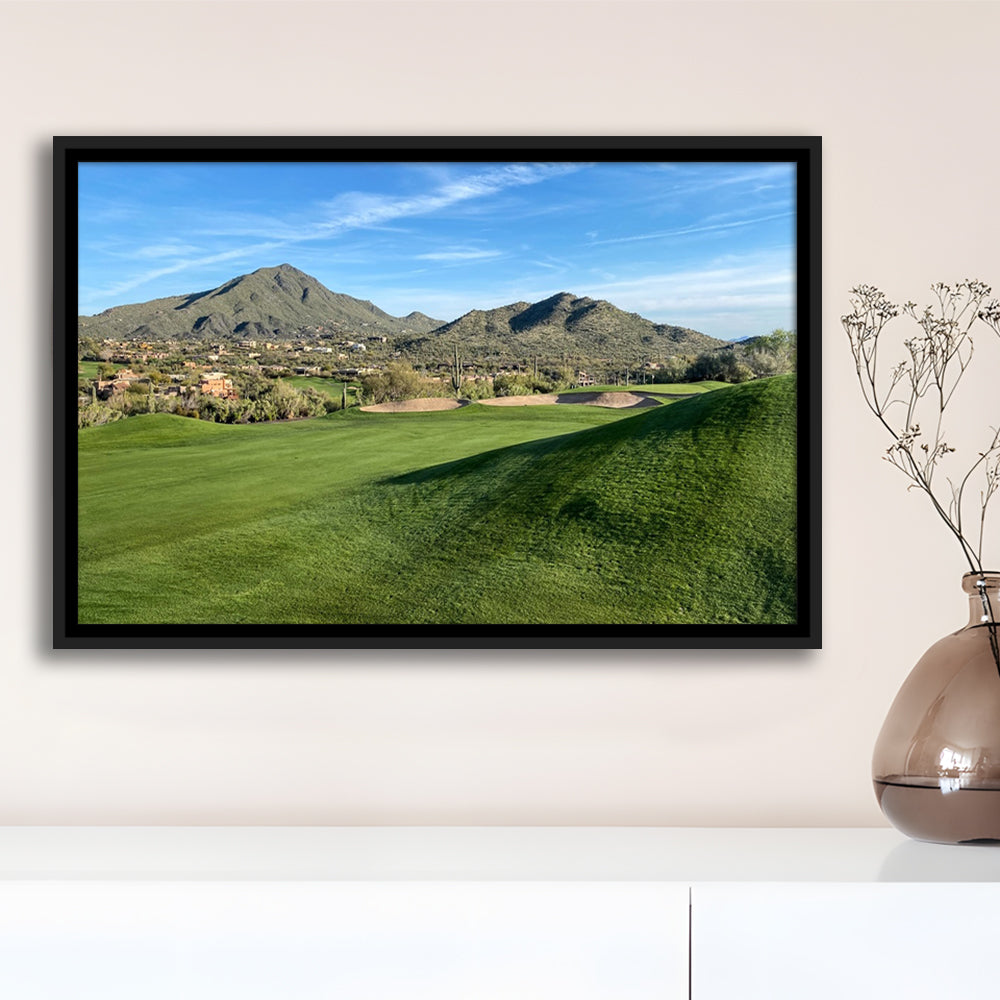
(382, 389, 720, 488)
(382, 408, 657, 487)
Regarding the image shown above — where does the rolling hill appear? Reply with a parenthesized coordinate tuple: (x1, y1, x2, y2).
(371, 373, 797, 624)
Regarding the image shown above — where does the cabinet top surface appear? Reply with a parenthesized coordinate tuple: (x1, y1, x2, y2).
(1, 827, 999, 883)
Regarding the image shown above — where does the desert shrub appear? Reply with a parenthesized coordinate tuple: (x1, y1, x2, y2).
(459, 380, 495, 400)
(744, 328, 796, 377)
(78, 403, 124, 429)
(360, 362, 439, 403)
(687, 349, 755, 383)
(653, 355, 698, 383)
(493, 372, 554, 396)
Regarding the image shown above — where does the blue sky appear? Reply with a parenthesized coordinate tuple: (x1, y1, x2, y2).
(78, 159, 797, 340)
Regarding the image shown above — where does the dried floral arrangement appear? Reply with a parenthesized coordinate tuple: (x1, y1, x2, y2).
(842, 280, 999, 661)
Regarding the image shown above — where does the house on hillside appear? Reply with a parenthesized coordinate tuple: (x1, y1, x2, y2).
(94, 374, 147, 400)
(198, 373, 237, 399)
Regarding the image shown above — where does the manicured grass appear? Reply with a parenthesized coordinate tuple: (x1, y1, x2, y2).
(78, 361, 102, 380)
(77, 376, 797, 625)
(78, 404, 629, 623)
(283, 375, 350, 398)
(561, 381, 730, 395)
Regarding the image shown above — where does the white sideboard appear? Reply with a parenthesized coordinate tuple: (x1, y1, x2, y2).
(1, 828, 998, 999)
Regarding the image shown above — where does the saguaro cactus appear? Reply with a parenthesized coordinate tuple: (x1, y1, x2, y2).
(451, 343, 462, 399)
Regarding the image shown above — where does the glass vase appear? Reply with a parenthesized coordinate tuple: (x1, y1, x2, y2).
(872, 571, 1000, 844)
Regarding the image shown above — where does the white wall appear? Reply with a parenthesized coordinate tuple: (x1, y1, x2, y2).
(1, 0, 997, 826)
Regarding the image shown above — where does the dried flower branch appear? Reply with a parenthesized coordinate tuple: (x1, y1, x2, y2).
(842, 280, 1000, 573)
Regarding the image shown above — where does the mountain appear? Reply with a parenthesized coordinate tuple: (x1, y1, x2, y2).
(78, 266, 724, 366)
(399, 291, 725, 363)
(77, 264, 445, 342)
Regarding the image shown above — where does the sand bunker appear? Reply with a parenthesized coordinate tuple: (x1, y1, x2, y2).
(480, 391, 660, 409)
(360, 397, 471, 413)
(566, 391, 661, 408)
(361, 391, 662, 413)
(479, 394, 560, 406)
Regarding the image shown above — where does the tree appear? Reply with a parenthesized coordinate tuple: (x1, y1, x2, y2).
(653, 355, 697, 383)
(235, 371, 271, 400)
(493, 371, 553, 396)
(745, 328, 796, 376)
(359, 362, 432, 403)
(688, 348, 754, 383)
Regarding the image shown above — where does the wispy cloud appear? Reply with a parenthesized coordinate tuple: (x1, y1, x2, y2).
(315, 162, 583, 235)
(576, 253, 795, 337)
(650, 163, 794, 197)
(701, 198, 794, 226)
(79, 244, 278, 311)
(415, 248, 503, 262)
(83, 162, 585, 308)
(130, 242, 204, 260)
(587, 211, 794, 247)
(587, 258, 792, 303)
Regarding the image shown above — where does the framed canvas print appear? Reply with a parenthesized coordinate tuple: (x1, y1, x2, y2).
(53, 136, 821, 649)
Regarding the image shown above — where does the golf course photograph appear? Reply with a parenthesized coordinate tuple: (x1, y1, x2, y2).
(56, 138, 820, 645)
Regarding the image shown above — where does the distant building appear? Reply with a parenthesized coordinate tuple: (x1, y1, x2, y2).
(93, 377, 146, 400)
(199, 374, 237, 399)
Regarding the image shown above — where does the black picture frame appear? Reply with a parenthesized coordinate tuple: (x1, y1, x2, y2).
(54, 136, 821, 650)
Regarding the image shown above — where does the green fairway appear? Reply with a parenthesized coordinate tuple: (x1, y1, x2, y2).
(78, 361, 102, 380)
(283, 375, 349, 398)
(77, 376, 797, 625)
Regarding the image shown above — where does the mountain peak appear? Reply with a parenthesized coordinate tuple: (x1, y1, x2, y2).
(78, 265, 445, 341)
(399, 290, 725, 364)
(254, 262, 300, 273)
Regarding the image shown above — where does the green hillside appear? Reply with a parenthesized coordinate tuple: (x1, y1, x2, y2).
(77, 375, 796, 625)
(366, 374, 797, 624)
